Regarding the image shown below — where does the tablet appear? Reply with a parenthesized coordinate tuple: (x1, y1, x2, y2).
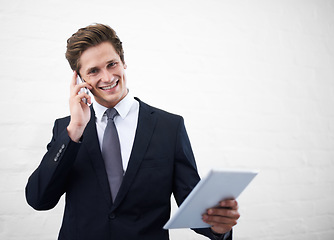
(163, 169, 258, 229)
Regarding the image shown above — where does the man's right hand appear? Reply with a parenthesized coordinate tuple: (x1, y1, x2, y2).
(67, 71, 92, 142)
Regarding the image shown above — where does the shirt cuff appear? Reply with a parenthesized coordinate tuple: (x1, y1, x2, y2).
(211, 229, 231, 240)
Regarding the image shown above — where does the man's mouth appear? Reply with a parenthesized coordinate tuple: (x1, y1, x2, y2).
(100, 80, 119, 90)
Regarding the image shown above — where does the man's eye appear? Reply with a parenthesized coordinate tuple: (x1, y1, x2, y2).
(89, 69, 98, 74)
(108, 62, 117, 68)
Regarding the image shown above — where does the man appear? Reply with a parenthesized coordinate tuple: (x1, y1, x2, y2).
(26, 23, 240, 240)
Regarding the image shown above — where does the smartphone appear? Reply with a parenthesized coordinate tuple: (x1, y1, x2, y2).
(76, 75, 88, 104)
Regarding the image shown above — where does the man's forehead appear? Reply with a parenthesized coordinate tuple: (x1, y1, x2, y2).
(80, 43, 120, 71)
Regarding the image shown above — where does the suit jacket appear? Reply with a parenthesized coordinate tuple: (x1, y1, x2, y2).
(26, 98, 231, 240)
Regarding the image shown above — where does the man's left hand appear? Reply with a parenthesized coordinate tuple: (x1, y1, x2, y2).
(202, 199, 240, 235)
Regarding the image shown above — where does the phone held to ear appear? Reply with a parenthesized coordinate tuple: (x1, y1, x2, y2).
(76, 75, 88, 104)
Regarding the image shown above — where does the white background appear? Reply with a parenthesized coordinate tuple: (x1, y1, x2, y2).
(1, 0, 334, 239)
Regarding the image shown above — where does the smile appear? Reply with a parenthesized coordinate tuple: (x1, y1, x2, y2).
(100, 80, 118, 90)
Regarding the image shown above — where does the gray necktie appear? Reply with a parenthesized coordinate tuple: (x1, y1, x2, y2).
(102, 108, 124, 202)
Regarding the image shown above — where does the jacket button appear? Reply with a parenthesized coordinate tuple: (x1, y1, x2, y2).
(109, 213, 116, 220)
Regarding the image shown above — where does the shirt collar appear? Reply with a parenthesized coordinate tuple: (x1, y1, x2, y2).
(93, 91, 136, 121)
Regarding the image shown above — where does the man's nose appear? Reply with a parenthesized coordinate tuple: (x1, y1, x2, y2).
(101, 69, 113, 82)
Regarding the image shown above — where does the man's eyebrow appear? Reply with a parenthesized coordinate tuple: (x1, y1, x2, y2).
(107, 59, 118, 64)
(86, 66, 98, 74)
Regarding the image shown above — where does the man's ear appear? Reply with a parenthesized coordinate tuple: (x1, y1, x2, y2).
(124, 63, 127, 69)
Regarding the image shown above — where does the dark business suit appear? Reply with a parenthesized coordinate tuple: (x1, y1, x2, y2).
(26, 98, 229, 240)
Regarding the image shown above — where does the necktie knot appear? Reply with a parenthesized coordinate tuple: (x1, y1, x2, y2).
(106, 108, 118, 121)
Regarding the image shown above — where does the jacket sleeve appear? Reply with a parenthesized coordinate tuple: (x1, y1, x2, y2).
(172, 117, 233, 240)
(172, 117, 200, 206)
(25, 118, 81, 210)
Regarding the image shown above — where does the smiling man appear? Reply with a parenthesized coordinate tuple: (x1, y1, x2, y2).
(25, 23, 239, 240)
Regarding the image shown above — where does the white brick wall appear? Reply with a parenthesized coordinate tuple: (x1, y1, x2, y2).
(1, 0, 333, 239)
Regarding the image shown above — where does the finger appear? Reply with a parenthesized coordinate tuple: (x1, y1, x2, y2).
(203, 215, 238, 230)
(207, 208, 240, 220)
(205, 219, 237, 231)
(75, 83, 92, 94)
(71, 71, 78, 89)
(85, 94, 92, 104)
(70, 71, 79, 97)
(202, 214, 237, 234)
(76, 92, 92, 104)
(72, 90, 91, 103)
(220, 199, 238, 209)
(71, 72, 92, 97)
(210, 206, 239, 217)
(71, 89, 91, 106)
(204, 213, 238, 224)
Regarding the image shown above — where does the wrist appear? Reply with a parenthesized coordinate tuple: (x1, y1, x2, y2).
(67, 123, 85, 142)
(211, 229, 222, 236)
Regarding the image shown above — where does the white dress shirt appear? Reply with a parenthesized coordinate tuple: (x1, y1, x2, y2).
(92, 92, 139, 171)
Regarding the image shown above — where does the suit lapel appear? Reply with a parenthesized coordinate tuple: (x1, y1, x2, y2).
(83, 106, 113, 206)
(112, 99, 157, 210)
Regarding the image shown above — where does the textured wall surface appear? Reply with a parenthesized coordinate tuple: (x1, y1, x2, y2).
(1, 0, 333, 239)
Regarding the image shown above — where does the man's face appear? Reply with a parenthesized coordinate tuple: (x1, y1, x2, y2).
(79, 42, 128, 108)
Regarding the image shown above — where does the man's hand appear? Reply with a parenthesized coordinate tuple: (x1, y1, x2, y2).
(202, 199, 240, 235)
(67, 71, 92, 142)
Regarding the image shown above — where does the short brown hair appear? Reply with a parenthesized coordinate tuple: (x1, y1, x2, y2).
(65, 23, 124, 73)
